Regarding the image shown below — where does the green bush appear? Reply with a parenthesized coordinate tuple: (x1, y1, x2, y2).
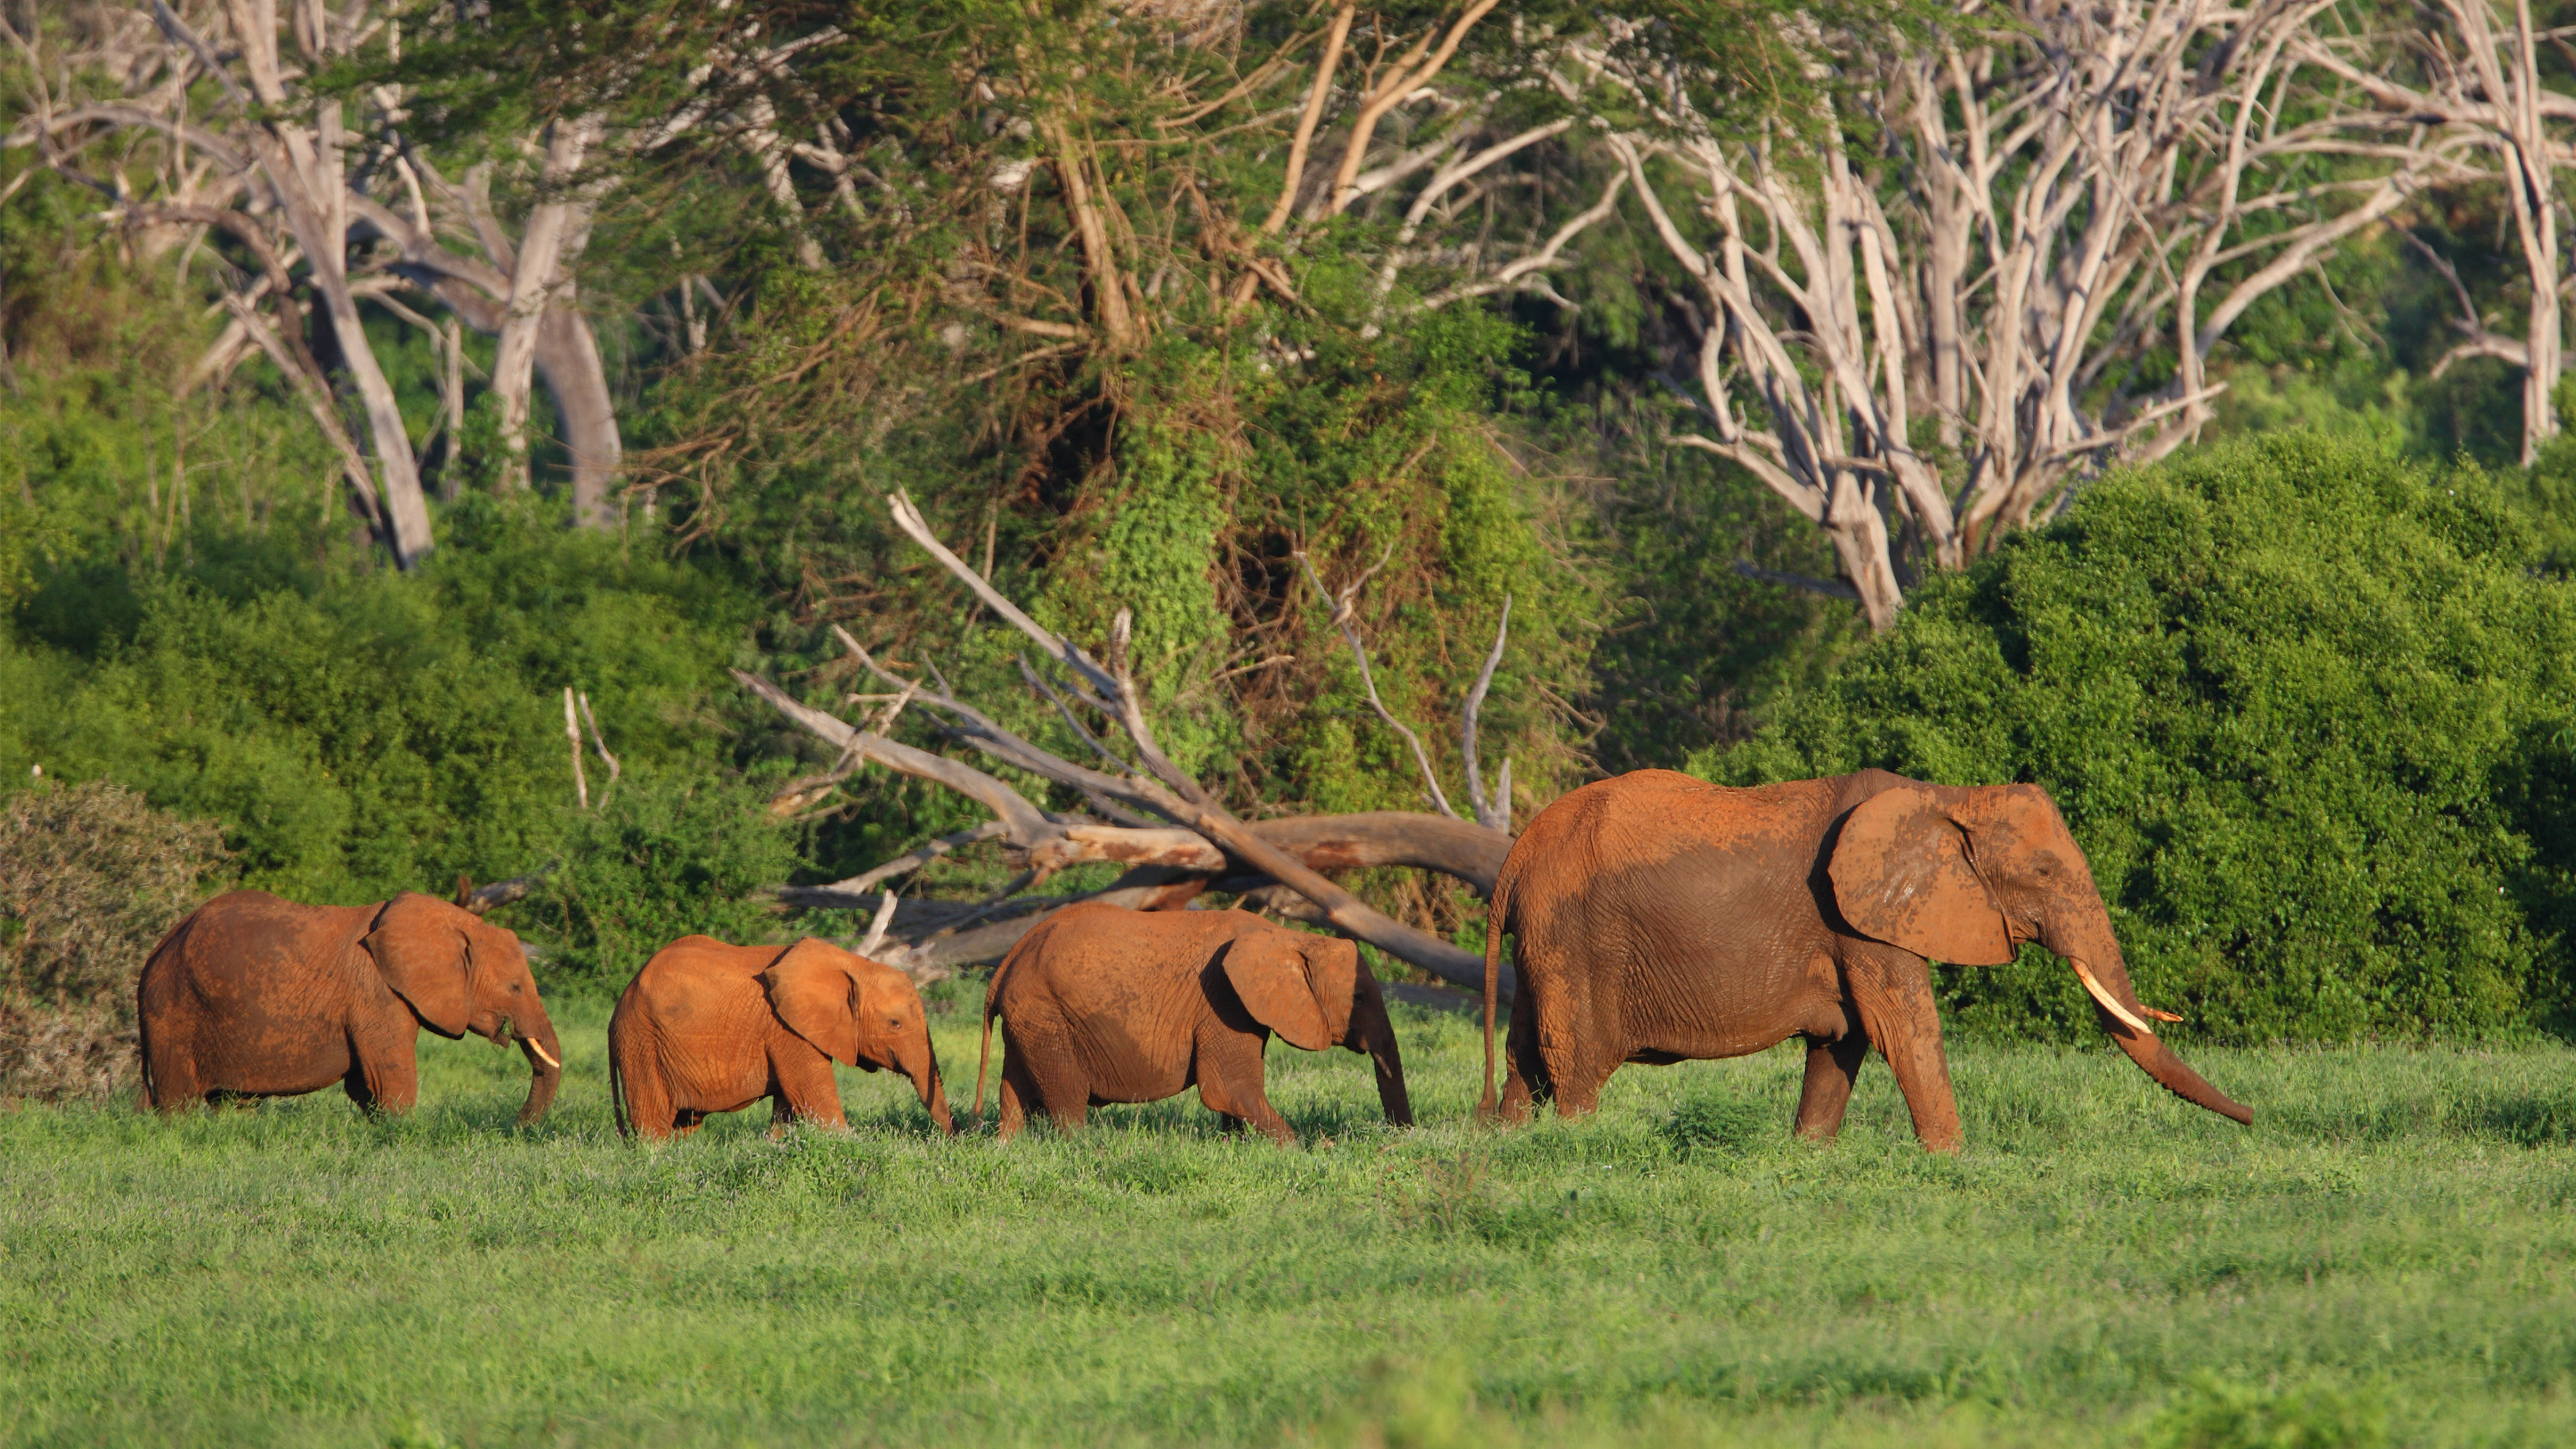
(521, 768, 802, 996)
(0, 496, 757, 906)
(1695, 433, 2576, 1043)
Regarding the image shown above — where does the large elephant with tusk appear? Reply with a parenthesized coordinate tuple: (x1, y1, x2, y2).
(138, 890, 564, 1121)
(1479, 769, 2251, 1150)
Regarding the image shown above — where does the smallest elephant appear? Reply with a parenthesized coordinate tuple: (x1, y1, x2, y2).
(608, 935, 954, 1139)
(975, 902, 1411, 1145)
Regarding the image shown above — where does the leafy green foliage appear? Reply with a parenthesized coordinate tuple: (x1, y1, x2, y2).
(524, 767, 802, 994)
(1699, 433, 2576, 1042)
(0, 496, 756, 910)
(2146, 1377, 2390, 1449)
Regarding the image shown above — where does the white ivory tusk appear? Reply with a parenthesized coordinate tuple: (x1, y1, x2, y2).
(527, 1038, 562, 1070)
(2069, 958, 2157, 1037)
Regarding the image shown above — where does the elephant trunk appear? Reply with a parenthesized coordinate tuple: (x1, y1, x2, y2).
(508, 1007, 564, 1125)
(1348, 971, 1413, 1128)
(908, 1041, 955, 1135)
(2045, 920, 2251, 1126)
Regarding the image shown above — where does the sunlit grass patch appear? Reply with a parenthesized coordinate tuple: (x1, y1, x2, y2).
(3, 998, 2572, 1446)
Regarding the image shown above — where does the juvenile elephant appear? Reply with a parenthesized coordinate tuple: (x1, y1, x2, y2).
(1480, 769, 2252, 1150)
(138, 890, 564, 1120)
(974, 902, 1412, 1145)
(608, 935, 954, 1139)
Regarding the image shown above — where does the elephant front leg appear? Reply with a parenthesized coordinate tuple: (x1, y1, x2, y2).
(1194, 1026, 1293, 1146)
(770, 1046, 847, 1134)
(345, 1019, 420, 1116)
(1845, 951, 1964, 1152)
(997, 1018, 1089, 1138)
(1792, 1030, 1872, 1142)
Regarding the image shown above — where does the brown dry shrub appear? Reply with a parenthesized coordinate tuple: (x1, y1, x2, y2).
(0, 781, 233, 1103)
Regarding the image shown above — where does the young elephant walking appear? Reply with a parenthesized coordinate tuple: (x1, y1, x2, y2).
(138, 890, 564, 1121)
(975, 902, 1411, 1145)
(608, 935, 953, 1139)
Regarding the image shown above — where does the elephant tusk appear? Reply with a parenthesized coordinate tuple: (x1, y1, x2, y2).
(527, 1039, 562, 1070)
(2141, 1005, 2185, 1024)
(2069, 958, 2157, 1037)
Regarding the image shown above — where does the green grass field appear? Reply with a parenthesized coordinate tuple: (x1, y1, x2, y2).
(4, 987, 2574, 1448)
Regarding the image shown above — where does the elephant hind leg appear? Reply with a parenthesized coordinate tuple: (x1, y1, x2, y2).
(142, 1033, 205, 1113)
(1494, 989, 1546, 1124)
(994, 1059, 1032, 1142)
(997, 1017, 1087, 1137)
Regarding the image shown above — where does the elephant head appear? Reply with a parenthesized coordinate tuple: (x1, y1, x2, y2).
(365, 892, 564, 1123)
(759, 938, 955, 1134)
(1828, 781, 2251, 1126)
(1221, 928, 1413, 1128)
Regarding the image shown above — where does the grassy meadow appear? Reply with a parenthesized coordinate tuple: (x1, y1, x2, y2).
(3, 986, 2575, 1448)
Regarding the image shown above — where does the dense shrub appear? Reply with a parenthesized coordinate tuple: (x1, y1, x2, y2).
(0, 781, 233, 1101)
(1696, 433, 2576, 1043)
(0, 496, 759, 906)
(517, 769, 803, 996)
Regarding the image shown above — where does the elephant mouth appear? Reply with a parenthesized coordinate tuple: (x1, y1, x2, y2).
(498, 1017, 563, 1069)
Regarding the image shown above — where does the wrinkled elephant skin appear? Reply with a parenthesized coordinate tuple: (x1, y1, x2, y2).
(1480, 769, 2251, 1150)
(138, 890, 564, 1122)
(976, 902, 1411, 1146)
(608, 935, 953, 1140)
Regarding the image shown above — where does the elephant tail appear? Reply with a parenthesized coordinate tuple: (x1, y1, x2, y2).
(976, 926, 1038, 1124)
(133, 910, 195, 1112)
(1479, 870, 1513, 1118)
(134, 1002, 158, 1113)
(606, 1000, 633, 1140)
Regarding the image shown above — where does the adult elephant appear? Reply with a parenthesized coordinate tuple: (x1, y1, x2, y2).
(138, 890, 563, 1120)
(975, 902, 1411, 1145)
(1479, 769, 2251, 1150)
(608, 936, 953, 1139)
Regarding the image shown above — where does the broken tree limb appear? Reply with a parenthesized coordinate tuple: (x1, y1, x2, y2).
(804, 821, 1010, 898)
(1297, 549, 1460, 820)
(1461, 594, 1512, 834)
(733, 667, 1056, 841)
(868, 495, 1515, 989)
(561, 688, 590, 810)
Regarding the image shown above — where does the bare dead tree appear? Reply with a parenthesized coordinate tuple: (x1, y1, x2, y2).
(1570, 2, 2476, 629)
(737, 495, 1519, 989)
(2, 2, 631, 539)
(2295, 1, 2576, 464)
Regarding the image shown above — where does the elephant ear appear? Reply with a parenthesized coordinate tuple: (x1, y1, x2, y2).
(365, 892, 476, 1037)
(759, 938, 863, 1066)
(1222, 930, 1336, 1051)
(1829, 786, 2016, 965)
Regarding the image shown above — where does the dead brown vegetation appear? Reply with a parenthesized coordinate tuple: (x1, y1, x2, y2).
(0, 782, 233, 1104)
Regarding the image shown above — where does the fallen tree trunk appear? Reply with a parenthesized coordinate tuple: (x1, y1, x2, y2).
(735, 493, 1527, 992)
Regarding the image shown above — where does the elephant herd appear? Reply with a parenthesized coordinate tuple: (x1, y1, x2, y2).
(132, 768, 2253, 1149)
